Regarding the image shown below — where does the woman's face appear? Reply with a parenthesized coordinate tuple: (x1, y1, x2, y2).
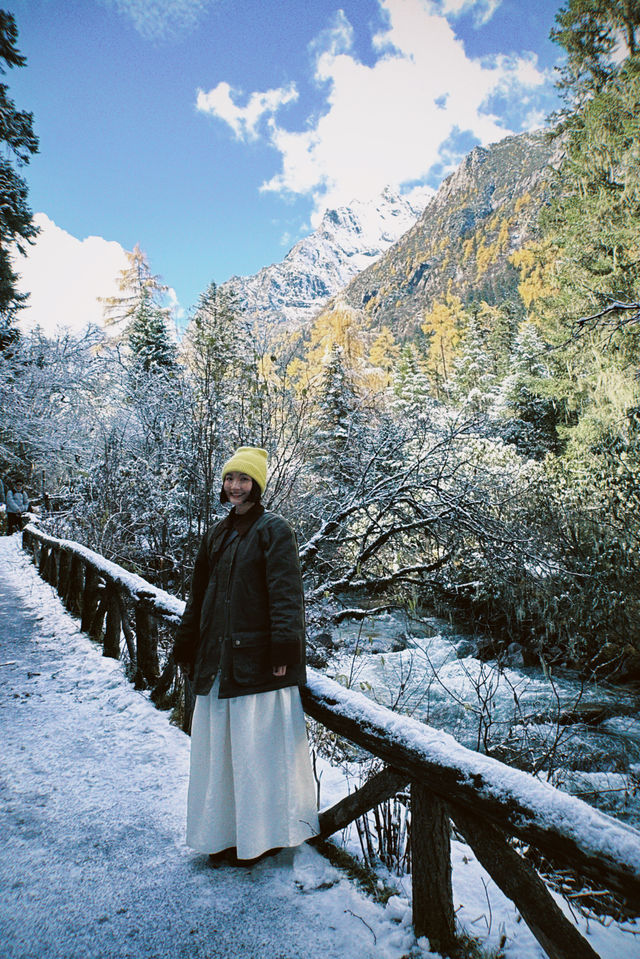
(224, 472, 254, 510)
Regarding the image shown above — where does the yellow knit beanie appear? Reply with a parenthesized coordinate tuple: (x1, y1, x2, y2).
(221, 447, 268, 493)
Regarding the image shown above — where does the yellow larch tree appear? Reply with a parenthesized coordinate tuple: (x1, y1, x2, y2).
(368, 325, 400, 389)
(421, 293, 468, 396)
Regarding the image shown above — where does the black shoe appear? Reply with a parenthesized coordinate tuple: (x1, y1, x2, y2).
(234, 847, 283, 867)
(208, 847, 236, 865)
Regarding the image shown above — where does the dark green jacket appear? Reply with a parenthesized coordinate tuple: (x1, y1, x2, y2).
(173, 505, 306, 698)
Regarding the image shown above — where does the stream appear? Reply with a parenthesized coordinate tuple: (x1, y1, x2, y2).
(321, 611, 640, 826)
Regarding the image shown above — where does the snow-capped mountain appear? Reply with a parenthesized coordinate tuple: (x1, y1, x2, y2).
(331, 131, 563, 337)
(221, 187, 429, 331)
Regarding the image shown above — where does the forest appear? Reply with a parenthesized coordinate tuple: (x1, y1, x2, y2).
(1, 0, 639, 691)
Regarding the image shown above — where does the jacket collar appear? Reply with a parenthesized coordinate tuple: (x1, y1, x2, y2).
(221, 503, 265, 537)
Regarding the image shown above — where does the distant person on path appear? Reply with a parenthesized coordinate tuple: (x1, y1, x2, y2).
(6, 479, 29, 534)
(172, 446, 319, 864)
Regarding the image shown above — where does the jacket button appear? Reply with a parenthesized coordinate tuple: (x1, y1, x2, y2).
(234, 639, 240, 646)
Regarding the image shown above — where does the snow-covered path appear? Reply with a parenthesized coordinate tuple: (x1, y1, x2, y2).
(0, 536, 430, 959)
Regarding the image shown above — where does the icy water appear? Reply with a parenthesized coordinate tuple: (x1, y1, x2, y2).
(326, 613, 640, 825)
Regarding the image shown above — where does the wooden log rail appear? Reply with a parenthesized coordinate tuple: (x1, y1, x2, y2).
(19, 524, 640, 959)
(21, 524, 187, 714)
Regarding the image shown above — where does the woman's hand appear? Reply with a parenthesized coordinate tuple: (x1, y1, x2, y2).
(272, 665, 287, 677)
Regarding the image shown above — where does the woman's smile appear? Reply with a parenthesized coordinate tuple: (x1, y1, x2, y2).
(223, 471, 254, 511)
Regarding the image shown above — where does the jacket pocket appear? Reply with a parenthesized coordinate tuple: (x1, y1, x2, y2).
(230, 630, 271, 686)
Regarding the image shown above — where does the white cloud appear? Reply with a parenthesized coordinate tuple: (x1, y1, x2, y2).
(100, 0, 214, 40)
(438, 0, 503, 27)
(198, 0, 550, 221)
(14, 214, 130, 337)
(196, 82, 298, 142)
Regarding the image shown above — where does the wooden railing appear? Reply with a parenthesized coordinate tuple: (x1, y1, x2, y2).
(20, 524, 640, 959)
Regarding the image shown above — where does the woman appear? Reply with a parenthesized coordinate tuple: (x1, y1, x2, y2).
(173, 446, 319, 864)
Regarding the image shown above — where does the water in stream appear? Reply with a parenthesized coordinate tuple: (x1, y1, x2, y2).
(322, 612, 640, 826)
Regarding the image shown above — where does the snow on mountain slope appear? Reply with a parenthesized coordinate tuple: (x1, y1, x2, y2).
(222, 187, 429, 331)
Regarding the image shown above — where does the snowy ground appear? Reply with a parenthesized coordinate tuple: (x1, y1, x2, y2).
(0, 534, 638, 959)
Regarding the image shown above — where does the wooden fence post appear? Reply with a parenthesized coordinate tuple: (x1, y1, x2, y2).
(411, 782, 456, 956)
(38, 543, 49, 581)
(46, 546, 59, 587)
(31, 535, 40, 568)
(81, 565, 100, 634)
(89, 592, 107, 643)
(135, 593, 159, 687)
(117, 595, 137, 666)
(57, 549, 71, 601)
(66, 554, 84, 617)
(103, 585, 121, 659)
(451, 804, 601, 959)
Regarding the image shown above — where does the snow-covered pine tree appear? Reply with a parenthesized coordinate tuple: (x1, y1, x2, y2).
(311, 343, 364, 497)
(449, 315, 496, 413)
(101, 244, 176, 376)
(496, 321, 558, 458)
(181, 282, 262, 529)
(0, 10, 39, 349)
(392, 342, 434, 422)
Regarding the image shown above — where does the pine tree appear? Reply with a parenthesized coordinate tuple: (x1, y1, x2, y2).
(0, 10, 39, 347)
(497, 321, 559, 458)
(181, 282, 259, 527)
(449, 316, 496, 413)
(311, 343, 363, 495)
(392, 343, 433, 419)
(551, 0, 640, 106)
(102, 245, 176, 374)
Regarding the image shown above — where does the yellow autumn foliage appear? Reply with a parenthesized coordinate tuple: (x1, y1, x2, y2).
(286, 303, 368, 393)
(421, 293, 467, 387)
(509, 241, 559, 311)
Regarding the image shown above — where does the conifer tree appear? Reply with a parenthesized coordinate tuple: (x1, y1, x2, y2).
(421, 294, 467, 397)
(181, 282, 259, 526)
(0, 10, 39, 348)
(497, 321, 559, 458)
(392, 342, 433, 420)
(514, 12, 640, 450)
(311, 343, 363, 495)
(551, 0, 640, 105)
(102, 245, 176, 375)
(449, 316, 496, 413)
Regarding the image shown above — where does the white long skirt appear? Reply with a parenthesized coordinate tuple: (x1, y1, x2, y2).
(186, 679, 319, 860)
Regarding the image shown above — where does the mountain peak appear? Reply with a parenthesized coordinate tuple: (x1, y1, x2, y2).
(222, 188, 427, 330)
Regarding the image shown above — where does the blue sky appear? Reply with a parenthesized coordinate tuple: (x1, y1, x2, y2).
(5, 0, 565, 333)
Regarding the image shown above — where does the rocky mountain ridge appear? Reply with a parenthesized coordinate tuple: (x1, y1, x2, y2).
(221, 188, 428, 330)
(327, 130, 563, 336)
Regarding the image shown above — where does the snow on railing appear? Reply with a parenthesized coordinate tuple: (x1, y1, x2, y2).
(20, 523, 640, 959)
